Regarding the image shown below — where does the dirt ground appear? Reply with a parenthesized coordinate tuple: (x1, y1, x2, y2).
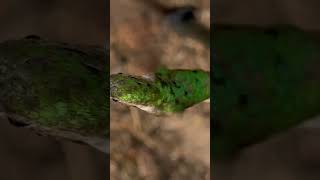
(110, 0, 210, 179)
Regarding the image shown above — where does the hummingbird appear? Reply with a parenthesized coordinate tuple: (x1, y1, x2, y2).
(213, 26, 320, 159)
(0, 36, 109, 153)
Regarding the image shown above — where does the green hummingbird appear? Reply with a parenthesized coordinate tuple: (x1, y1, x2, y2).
(213, 26, 320, 159)
(2, 25, 320, 159)
(0, 36, 108, 153)
(110, 68, 210, 114)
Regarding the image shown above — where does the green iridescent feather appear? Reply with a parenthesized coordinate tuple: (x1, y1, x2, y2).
(110, 68, 210, 114)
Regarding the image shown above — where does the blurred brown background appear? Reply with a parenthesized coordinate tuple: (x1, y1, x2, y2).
(215, 0, 320, 31)
(110, 0, 210, 179)
(214, 0, 320, 180)
(0, 0, 107, 179)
